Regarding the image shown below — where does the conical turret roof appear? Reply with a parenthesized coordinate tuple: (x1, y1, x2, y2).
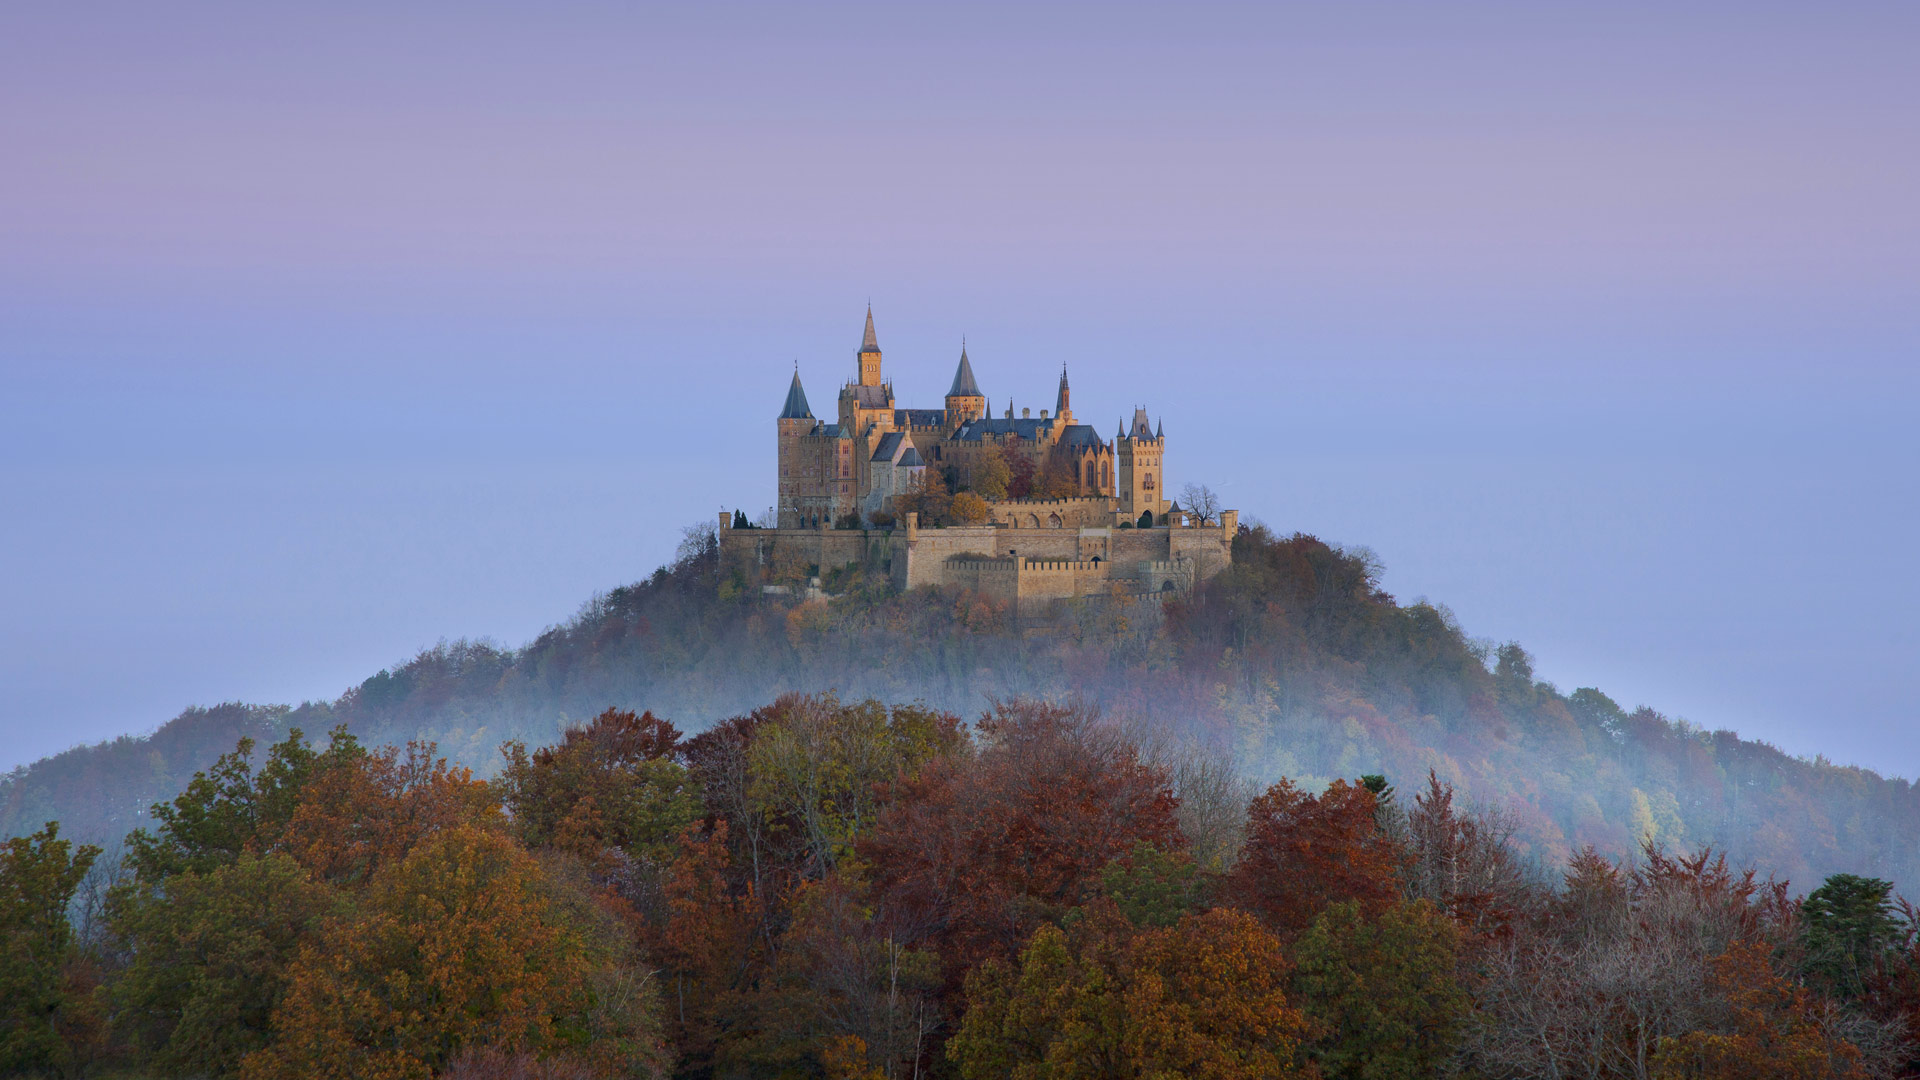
(779, 370, 813, 419)
(859, 305, 879, 353)
(948, 342, 983, 398)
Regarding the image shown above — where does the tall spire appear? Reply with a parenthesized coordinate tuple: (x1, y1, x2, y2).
(1055, 364, 1071, 417)
(1155, 416, 1163, 439)
(859, 304, 879, 354)
(947, 339, 983, 398)
(779, 369, 813, 419)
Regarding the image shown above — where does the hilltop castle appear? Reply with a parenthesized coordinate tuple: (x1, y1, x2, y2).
(720, 308, 1236, 617)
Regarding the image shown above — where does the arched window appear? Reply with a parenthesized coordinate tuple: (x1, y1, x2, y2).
(1048, 513, 1062, 529)
(1102, 461, 1111, 489)
(1143, 472, 1156, 490)
(1028, 514, 1041, 529)
(1084, 461, 1094, 487)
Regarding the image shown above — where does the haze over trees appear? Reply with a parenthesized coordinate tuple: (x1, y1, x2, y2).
(6, 697, 1920, 1077)
(6, 520, 1912, 903)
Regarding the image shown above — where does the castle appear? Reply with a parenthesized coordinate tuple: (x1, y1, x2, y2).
(719, 308, 1236, 617)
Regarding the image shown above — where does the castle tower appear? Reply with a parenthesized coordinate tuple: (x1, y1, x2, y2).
(857, 304, 883, 387)
(1116, 407, 1167, 523)
(1055, 365, 1072, 425)
(776, 369, 815, 528)
(945, 340, 986, 429)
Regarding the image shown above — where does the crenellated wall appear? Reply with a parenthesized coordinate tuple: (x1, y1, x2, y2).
(718, 510, 1236, 617)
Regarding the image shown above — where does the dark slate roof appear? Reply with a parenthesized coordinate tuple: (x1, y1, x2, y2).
(871, 431, 906, 462)
(847, 384, 891, 408)
(779, 371, 813, 419)
(898, 446, 925, 468)
(894, 408, 946, 428)
(859, 307, 879, 353)
(1058, 424, 1105, 451)
(1056, 366, 1070, 413)
(948, 346, 984, 398)
(954, 416, 1052, 442)
(1131, 408, 1153, 439)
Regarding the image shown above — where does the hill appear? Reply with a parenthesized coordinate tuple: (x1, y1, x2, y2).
(4, 520, 1915, 893)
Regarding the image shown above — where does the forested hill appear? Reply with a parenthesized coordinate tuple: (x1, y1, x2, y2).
(4, 522, 1915, 893)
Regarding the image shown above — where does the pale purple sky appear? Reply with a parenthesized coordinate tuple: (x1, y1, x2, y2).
(2, 2, 1916, 772)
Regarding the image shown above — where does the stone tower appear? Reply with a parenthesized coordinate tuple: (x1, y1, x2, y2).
(856, 305, 883, 387)
(1054, 365, 1073, 425)
(776, 369, 814, 528)
(1115, 407, 1167, 523)
(944, 341, 986, 428)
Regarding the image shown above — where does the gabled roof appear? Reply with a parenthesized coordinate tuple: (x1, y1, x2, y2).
(1059, 424, 1104, 451)
(954, 416, 1053, 442)
(871, 431, 906, 462)
(779, 371, 813, 419)
(948, 344, 984, 398)
(895, 408, 947, 428)
(898, 446, 925, 468)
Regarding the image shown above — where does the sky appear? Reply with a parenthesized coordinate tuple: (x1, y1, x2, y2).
(2, 1, 1916, 775)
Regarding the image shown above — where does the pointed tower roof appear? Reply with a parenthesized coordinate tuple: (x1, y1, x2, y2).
(948, 341, 984, 398)
(859, 305, 879, 353)
(1155, 416, 1163, 439)
(780, 369, 814, 419)
(1055, 364, 1071, 414)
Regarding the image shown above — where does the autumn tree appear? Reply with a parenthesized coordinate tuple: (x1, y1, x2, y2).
(1651, 940, 1869, 1080)
(1399, 770, 1533, 940)
(644, 821, 763, 1077)
(948, 491, 990, 524)
(0, 822, 100, 1076)
(1223, 777, 1403, 939)
(964, 445, 1011, 500)
(277, 739, 500, 884)
(1292, 899, 1470, 1079)
(1005, 451, 1037, 499)
(862, 701, 1183, 983)
(1030, 459, 1078, 500)
(109, 851, 344, 1078)
(244, 825, 665, 1080)
(948, 903, 1312, 1080)
(498, 707, 700, 864)
(748, 694, 961, 880)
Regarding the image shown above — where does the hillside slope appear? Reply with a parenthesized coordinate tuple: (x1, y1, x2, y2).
(5, 522, 1915, 893)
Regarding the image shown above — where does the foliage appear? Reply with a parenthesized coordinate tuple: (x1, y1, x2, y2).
(1802, 873, 1902, 1000)
(499, 707, 700, 863)
(1224, 777, 1402, 939)
(242, 825, 664, 1080)
(108, 851, 344, 1078)
(1651, 940, 1868, 1080)
(0, 822, 100, 1076)
(948, 902, 1312, 1080)
(1292, 899, 1469, 1079)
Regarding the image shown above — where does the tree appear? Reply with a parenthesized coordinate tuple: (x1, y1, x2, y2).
(948, 903, 1312, 1080)
(0, 822, 100, 1076)
(110, 851, 344, 1078)
(862, 702, 1183, 983)
(949, 491, 990, 524)
(498, 707, 699, 864)
(1223, 778, 1404, 939)
(749, 695, 962, 880)
(1652, 940, 1868, 1080)
(1801, 873, 1902, 1000)
(1005, 451, 1036, 499)
(967, 446, 1011, 501)
(1031, 460, 1078, 500)
(278, 739, 499, 884)
(1292, 899, 1469, 1079)
(1179, 483, 1222, 525)
(244, 825, 664, 1080)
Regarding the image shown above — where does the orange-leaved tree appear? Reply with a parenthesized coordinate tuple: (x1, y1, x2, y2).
(1652, 939, 1868, 1080)
(1223, 777, 1403, 940)
(949, 902, 1312, 1080)
(244, 825, 664, 1080)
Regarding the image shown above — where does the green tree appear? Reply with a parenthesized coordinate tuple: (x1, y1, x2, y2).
(1099, 843, 1203, 929)
(1292, 899, 1469, 1080)
(0, 822, 100, 1076)
(1802, 873, 1902, 1000)
(110, 851, 344, 1078)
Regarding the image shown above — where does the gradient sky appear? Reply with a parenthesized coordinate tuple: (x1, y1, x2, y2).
(2, 2, 1916, 774)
